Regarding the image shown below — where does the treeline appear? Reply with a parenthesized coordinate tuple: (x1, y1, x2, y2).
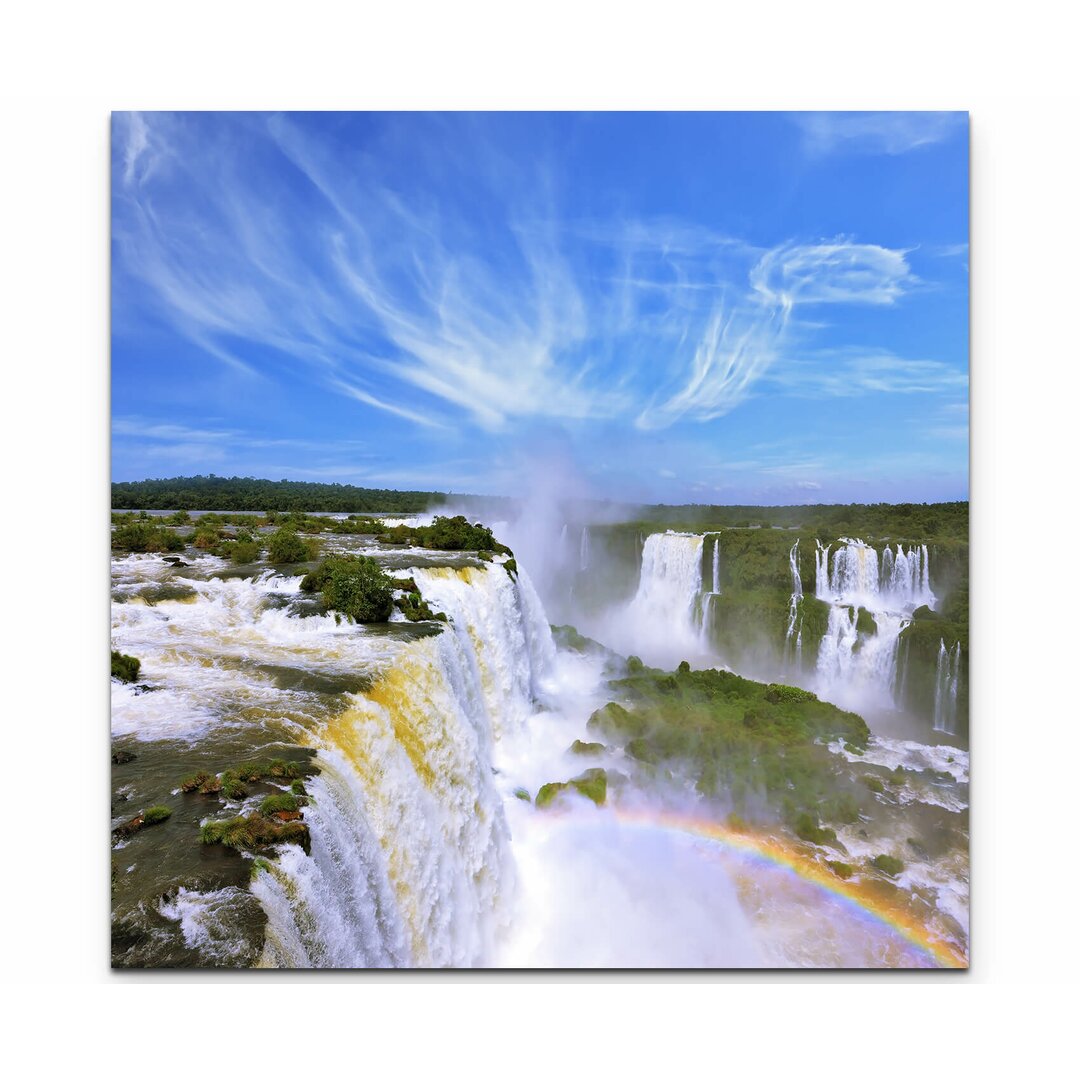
(111, 475, 449, 513)
(637, 501, 968, 542)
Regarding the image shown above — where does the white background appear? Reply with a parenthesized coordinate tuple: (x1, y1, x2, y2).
(1, 0, 1076, 1071)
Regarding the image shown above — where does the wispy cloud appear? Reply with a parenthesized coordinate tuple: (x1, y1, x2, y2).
(791, 112, 966, 156)
(113, 112, 961, 447)
(751, 242, 916, 307)
(768, 349, 967, 398)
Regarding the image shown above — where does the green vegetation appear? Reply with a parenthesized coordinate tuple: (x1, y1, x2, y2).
(856, 607, 877, 636)
(588, 663, 871, 833)
(259, 793, 300, 816)
(870, 854, 905, 876)
(223, 534, 262, 563)
(513, 787, 531, 802)
(302, 555, 395, 622)
(793, 812, 838, 847)
(536, 768, 608, 808)
(142, 805, 172, 825)
(111, 521, 185, 553)
(112, 475, 453, 513)
(570, 739, 605, 755)
(827, 860, 855, 880)
(111, 650, 141, 683)
(378, 515, 511, 554)
(862, 775, 886, 794)
(267, 527, 320, 564)
(200, 814, 311, 854)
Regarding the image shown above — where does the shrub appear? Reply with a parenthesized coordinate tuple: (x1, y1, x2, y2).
(199, 813, 310, 854)
(259, 793, 300, 816)
(827, 860, 855, 880)
(142, 805, 172, 825)
(764, 683, 816, 705)
(112, 522, 184, 553)
(313, 555, 394, 622)
(111, 650, 140, 683)
(229, 538, 261, 564)
(870, 854, 905, 876)
(267, 528, 320, 564)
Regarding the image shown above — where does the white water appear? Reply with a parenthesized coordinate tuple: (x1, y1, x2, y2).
(113, 533, 967, 969)
(785, 540, 803, 667)
(933, 639, 962, 735)
(579, 525, 591, 572)
(616, 531, 708, 667)
(255, 562, 554, 967)
(811, 538, 936, 712)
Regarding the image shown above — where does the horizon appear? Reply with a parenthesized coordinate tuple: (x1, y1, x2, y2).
(110, 473, 968, 512)
(112, 112, 969, 504)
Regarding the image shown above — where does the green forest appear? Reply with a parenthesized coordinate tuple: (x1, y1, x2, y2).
(111, 475, 451, 513)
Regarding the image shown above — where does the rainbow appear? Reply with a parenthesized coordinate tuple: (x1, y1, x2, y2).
(612, 808, 968, 969)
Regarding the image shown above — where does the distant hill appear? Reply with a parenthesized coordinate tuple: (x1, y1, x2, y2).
(111, 475, 450, 513)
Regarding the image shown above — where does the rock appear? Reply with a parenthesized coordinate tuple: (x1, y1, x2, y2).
(112, 750, 137, 765)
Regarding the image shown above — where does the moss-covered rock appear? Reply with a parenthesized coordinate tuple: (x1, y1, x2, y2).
(826, 860, 855, 880)
(536, 769, 608, 809)
(587, 701, 647, 739)
(862, 775, 886, 794)
(142, 805, 172, 825)
(200, 813, 311, 854)
(111, 651, 141, 684)
(569, 739, 605, 756)
(855, 607, 877, 636)
(259, 793, 300, 817)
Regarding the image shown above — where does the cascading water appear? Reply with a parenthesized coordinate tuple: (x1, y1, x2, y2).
(813, 538, 935, 711)
(785, 539, 803, 669)
(700, 533, 722, 639)
(255, 562, 556, 967)
(579, 526, 590, 572)
(620, 532, 707, 666)
(933, 640, 962, 736)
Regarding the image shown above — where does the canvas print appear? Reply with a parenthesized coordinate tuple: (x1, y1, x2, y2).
(110, 112, 969, 968)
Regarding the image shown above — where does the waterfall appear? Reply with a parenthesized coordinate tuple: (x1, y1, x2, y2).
(623, 532, 707, 663)
(811, 537, 937, 710)
(815, 607, 907, 708)
(933, 639, 962, 736)
(814, 541, 831, 600)
(711, 535, 721, 595)
(254, 563, 555, 967)
(785, 540, 803, 668)
(579, 526, 590, 572)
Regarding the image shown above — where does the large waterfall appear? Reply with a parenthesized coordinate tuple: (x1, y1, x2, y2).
(252, 563, 555, 968)
(812, 538, 935, 711)
(620, 532, 709, 666)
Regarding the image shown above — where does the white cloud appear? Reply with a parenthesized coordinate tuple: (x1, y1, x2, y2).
(791, 112, 966, 156)
(750, 241, 915, 308)
(769, 349, 967, 398)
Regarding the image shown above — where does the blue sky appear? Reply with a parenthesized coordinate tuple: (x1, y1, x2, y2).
(111, 112, 968, 505)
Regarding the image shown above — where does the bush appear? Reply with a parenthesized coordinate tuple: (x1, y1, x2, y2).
(259, 793, 300, 816)
(200, 814, 310, 854)
(112, 522, 184, 553)
(870, 854, 905, 876)
(229, 537, 261, 564)
(311, 555, 394, 622)
(111, 650, 140, 683)
(142, 805, 172, 825)
(267, 528, 320, 564)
